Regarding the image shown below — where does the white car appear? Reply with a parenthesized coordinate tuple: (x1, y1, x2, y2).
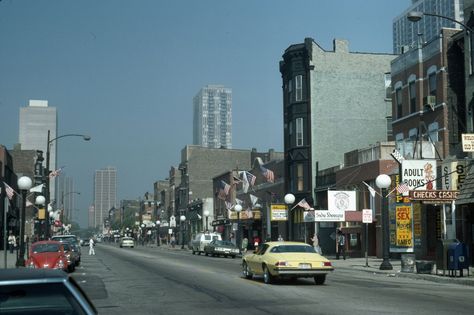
(119, 237, 135, 248)
(191, 232, 222, 255)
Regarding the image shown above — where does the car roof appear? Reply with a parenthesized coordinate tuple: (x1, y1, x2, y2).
(31, 240, 63, 245)
(0, 269, 68, 285)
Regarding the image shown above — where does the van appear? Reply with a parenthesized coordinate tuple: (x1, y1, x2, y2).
(191, 232, 222, 255)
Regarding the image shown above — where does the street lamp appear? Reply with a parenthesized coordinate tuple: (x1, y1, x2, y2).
(16, 176, 32, 267)
(203, 209, 210, 232)
(44, 131, 90, 238)
(35, 195, 45, 240)
(407, 11, 473, 33)
(284, 193, 295, 241)
(376, 174, 393, 270)
(180, 215, 186, 249)
(234, 204, 242, 251)
(156, 220, 161, 246)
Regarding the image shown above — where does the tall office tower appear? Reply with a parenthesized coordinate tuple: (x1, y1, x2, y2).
(393, 0, 464, 54)
(93, 166, 117, 229)
(19, 100, 57, 202)
(193, 85, 232, 149)
(58, 175, 76, 223)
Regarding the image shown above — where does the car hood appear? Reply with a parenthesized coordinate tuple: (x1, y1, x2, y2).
(29, 253, 63, 266)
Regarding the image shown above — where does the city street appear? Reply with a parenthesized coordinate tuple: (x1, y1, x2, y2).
(74, 243, 474, 315)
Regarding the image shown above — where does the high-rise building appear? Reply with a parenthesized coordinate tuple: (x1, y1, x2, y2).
(193, 85, 232, 149)
(393, 0, 464, 54)
(19, 100, 57, 202)
(93, 166, 117, 229)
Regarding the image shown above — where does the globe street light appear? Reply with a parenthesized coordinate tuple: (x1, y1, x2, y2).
(180, 215, 186, 249)
(407, 11, 473, 32)
(284, 193, 295, 241)
(35, 195, 45, 240)
(140, 223, 146, 246)
(156, 220, 161, 246)
(16, 176, 32, 267)
(203, 209, 210, 232)
(376, 174, 393, 270)
(44, 131, 90, 238)
(234, 204, 242, 251)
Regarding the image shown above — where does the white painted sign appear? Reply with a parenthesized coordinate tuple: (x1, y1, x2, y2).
(362, 209, 372, 223)
(462, 134, 474, 152)
(169, 215, 176, 227)
(168, 229, 173, 235)
(328, 191, 356, 212)
(313, 209, 345, 222)
(442, 161, 467, 191)
(401, 160, 437, 190)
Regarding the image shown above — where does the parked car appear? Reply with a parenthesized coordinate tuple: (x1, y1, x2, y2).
(58, 241, 77, 272)
(204, 240, 239, 258)
(52, 235, 81, 265)
(25, 240, 70, 272)
(0, 268, 97, 314)
(191, 232, 222, 255)
(242, 241, 334, 285)
(119, 236, 135, 248)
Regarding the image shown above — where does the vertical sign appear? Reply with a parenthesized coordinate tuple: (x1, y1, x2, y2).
(395, 205, 413, 248)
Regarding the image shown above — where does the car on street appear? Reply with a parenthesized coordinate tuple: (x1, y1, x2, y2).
(25, 240, 71, 272)
(59, 241, 78, 272)
(203, 240, 239, 258)
(0, 268, 97, 314)
(119, 236, 135, 248)
(52, 234, 82, 265)
(242, 241, 334, 285)
(191, 232, 222, 255)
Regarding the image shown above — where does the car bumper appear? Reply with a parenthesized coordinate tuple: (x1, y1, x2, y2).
(273, 267, 334, 277)
(121, 243, 134, 247)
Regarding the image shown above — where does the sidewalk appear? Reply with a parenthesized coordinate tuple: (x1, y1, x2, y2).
(0, 250, 20, 269)
(329, 256, 474, 286)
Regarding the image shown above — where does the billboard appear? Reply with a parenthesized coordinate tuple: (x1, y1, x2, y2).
(401, 160, 437, 190)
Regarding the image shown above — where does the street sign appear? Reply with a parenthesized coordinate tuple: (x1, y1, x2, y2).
(462, 134, 474, 152)
(168, 229, 173, 235)
(169, 215, 176, 227)
(391, 149, 405, 164)
(362, 209, 372, 223)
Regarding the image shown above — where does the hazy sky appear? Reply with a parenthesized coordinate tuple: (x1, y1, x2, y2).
(0, 0, 410, 227)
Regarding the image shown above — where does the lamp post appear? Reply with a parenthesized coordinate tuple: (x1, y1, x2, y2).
(284, 193, 295, 241)
(156, 220, 161, 246)
(203, 209, 210, 232)
(234, 204, 242, 251)
(407, 11, 473, 33)
(44, 131, 90, 238)
(16, 176, 32, 267)
(180, 215, 186, 249)
(376, 174, 393, 270)
(35, 195, 45, 240)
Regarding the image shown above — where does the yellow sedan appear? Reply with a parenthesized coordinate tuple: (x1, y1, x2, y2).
(242, 242, 334, 285)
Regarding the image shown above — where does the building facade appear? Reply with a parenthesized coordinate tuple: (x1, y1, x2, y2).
(280, 38, 395, 240)
(19, 100, 57, 202)
(193, 85, 232, 149)
(393, 0, 464, 54)
(93, 166, 117, 229)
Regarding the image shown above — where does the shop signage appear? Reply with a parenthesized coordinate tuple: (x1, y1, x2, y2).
(313, 209, 345, 222)
(442, 161, 467, 191)
(211, 219, 230, 226)
(401, 160, 437, 190)
(328, 191, 356, 212)
(395, 205, 413, 247)
(461, 133, 474, 152)
(409, 190, 459, 202)
(271, 204, 288, 221)
(362, 209, 372, 223)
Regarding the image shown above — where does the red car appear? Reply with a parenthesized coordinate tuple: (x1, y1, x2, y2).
(25, 240, 70, 272)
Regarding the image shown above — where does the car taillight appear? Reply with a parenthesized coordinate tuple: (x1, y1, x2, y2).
(323, 261, 332, 267)
(275, 261, 289, 266)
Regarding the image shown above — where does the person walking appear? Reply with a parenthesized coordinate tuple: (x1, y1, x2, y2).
(7, 232, 16, 254)
(89, 237, 95, 255)
(241, 237, 248, 253)
(336, 230, 345, 260)
(277, 234, 284, 241)
(170, 234, 176, 248)
(311, 233, 322, 254)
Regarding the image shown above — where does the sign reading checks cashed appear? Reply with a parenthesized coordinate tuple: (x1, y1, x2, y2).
(409, 190, 459, 202)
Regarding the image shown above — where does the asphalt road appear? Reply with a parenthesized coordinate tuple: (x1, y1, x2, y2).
(72, 244, 474, 315)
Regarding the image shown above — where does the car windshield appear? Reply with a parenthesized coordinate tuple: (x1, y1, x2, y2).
(32, 244, 61, 253)
(52, 236, 78, 245)
(270, 245, 316, 253)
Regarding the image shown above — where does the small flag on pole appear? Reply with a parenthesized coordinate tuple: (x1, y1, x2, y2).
(256, 157, 274, 183)
(292, 198, 312, 211)
(49, 166, 64, 179)
(396, 182, 410, 194)
(3, 182, 15, 200)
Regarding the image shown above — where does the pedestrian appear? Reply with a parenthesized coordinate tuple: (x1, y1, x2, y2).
(170, 234, 176, 248)
(311, 233, 322, 254)
(7, 232, 16, 254)
(253, 235, 260, 248)
(241, 237, 248, 253)
(89, 237, 95, 255)
(336, 230, 345, 260)
(277, 234, 284, 241)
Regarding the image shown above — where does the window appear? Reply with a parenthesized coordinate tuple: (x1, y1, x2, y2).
(428, 122, 439, 142)
(297, 163, 304, 191)
(296, 118, 303, 146)
(427, 67, 437, 97)
(409, 79, 416, 113)
(396, 87, 403, 118)
(295, 75, 302, 101)
(288, 79, 293, 102)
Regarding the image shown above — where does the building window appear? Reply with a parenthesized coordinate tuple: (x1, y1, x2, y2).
(288, 79, 293, 102)
(296, 118, 303, 146)
(396, 87, 403, 118)
(409, 79, 416, 113)
(428, 67, 437, 97)
(428, 122, 439, 142)
(296, 163, 304, 191)
(295, 75, 303, 101)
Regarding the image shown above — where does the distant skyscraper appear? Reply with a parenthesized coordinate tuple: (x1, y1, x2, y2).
(193, 85, 232, 149)
(393, 0, 464, 54)
(19, 100, 57, 202)
(93, 166, 117, 229)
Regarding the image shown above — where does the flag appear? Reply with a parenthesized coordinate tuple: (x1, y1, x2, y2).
(396, 182, 410, 194)
(249, 194, 258, 207)
(29, 183, 44, 193)
(240, 171, 249, 193)
(245, 171, 256, 186)
(235, 198, 243, 205)
(225, 201, 234, 210)
(246, 208, 253, 218)
(49, 166, 64, 179)
(256, 157, 274, 183)
(26, 200, 33, 207)
(3, 182, 15, 200)
(362, 181, 376, 198)
(294, 198, 312, 210)
(218, 180, 231, 200)
(232, 175, 242, 184)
